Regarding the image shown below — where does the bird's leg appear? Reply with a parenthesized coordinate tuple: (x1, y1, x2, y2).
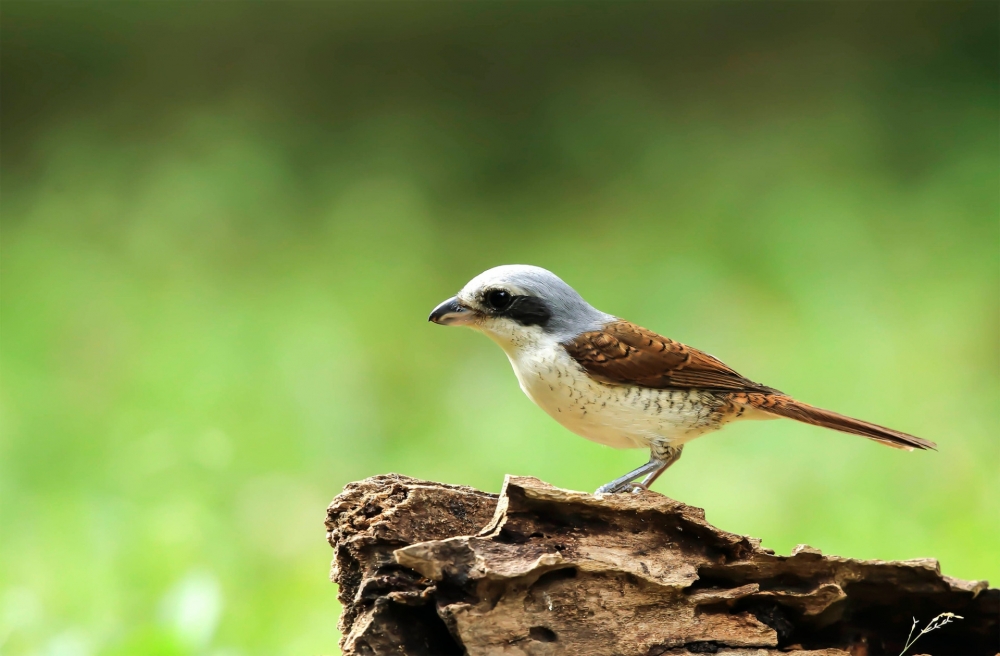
(635, 444, 683, 491)
(595, 458, 666, 494)
(594, 444, 684, 495)
(595, 443, 685, 495)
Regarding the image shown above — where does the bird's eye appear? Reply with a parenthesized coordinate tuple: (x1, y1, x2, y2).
(485, 289, 513, 311)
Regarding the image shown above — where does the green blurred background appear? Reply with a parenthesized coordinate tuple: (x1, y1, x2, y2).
(1, 2, 997, 654)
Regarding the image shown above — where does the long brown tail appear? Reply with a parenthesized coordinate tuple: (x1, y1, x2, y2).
(740, 393, 937, 451)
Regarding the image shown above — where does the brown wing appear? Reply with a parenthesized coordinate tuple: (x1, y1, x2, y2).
(564, 320, 937, 450)
(563, 320, 778, 393)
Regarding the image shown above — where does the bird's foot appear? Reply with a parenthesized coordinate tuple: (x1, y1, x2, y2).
(594, 480, 647, 495)
(594, 458, 666, 495)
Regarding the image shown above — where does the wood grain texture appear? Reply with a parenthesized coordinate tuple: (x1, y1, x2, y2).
(326, 474, 996, 655)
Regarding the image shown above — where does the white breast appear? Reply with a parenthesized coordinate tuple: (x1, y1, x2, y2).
(492, 328, 724, 450)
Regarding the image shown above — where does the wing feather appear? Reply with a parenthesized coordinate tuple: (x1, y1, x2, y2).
(561, 320, 935, 450)
(563, 320, 777, 393)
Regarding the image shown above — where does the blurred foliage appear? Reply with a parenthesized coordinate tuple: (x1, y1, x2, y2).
(1, 2, 997, 655)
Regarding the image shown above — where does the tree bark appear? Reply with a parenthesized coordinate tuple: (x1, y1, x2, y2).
(326, 474, 997, 656)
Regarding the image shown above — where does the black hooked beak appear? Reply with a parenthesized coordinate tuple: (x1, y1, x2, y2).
(428, 296, 475, 326)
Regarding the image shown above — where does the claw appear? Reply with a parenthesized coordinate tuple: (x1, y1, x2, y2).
(595, 480, 646, 495)
(594, 445, 684, 496)
(594, 458, 666, 494)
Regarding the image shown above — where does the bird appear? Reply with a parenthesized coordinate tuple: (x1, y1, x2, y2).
(428, 265, 936, 494)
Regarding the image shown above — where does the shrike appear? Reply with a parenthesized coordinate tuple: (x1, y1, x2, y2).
(429, 265, 935, 494)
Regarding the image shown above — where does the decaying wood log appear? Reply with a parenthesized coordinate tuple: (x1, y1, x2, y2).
(326, 474, 998, 656)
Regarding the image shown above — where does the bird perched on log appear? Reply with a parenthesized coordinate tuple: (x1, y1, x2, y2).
(429, 265, 936, 494)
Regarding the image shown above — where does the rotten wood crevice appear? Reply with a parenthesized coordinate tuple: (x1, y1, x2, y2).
(326, 474, 998, 656)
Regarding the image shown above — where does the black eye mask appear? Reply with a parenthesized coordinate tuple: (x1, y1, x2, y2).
(499, 295, 552, 328)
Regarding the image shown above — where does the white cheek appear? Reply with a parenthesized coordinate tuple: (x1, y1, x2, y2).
(478, 318, 542, 353)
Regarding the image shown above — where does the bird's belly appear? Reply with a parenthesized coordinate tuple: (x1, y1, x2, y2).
(510, 351, 725, 450)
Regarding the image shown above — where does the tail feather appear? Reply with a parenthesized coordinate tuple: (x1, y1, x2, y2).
(741, 394, 937, 451)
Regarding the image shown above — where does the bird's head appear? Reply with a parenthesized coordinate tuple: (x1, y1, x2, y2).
(428, 265, 612, 349)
